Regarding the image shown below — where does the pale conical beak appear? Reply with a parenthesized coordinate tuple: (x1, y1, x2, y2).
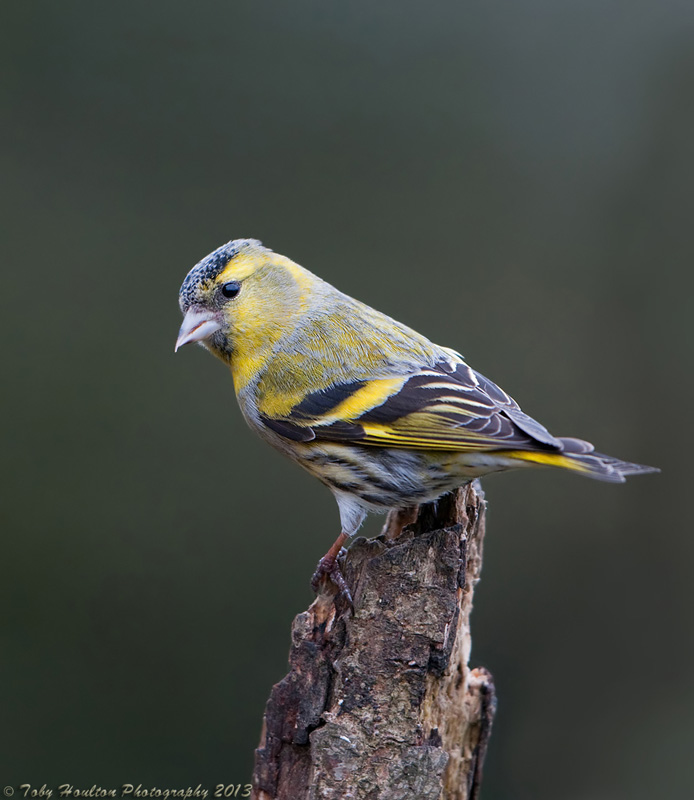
(175, 308, 223, 352)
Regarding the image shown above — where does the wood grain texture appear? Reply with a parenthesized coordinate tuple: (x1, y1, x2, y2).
(252, 481, 495, 800)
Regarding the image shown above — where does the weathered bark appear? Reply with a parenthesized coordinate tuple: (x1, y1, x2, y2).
(252, 480, 495, 800)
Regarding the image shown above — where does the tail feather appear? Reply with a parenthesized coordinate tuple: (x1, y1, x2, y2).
(557, 436, 595, 455)
(510, 437, 660, 483)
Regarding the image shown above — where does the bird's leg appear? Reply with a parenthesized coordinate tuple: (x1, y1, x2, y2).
(311, 532, 352, 604)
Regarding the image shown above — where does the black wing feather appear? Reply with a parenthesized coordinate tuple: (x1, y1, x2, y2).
(261, 357, 565, 453)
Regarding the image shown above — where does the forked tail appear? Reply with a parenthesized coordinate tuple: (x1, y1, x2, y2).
(509, 437, 660, 483)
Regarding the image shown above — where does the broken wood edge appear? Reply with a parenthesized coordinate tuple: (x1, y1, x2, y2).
(251, 480, 496, 800)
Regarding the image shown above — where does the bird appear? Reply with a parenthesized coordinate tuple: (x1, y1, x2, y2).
(175, 238, 658, 601)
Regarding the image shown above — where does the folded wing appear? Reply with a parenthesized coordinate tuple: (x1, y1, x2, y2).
(260, 358, 568, 454)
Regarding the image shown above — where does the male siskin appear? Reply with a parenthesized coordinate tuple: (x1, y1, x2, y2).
(175, 239, 658, 599)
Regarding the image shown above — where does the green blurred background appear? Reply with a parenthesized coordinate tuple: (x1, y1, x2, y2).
(1, 2, 692, 798)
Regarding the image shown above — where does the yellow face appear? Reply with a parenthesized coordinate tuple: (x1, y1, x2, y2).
(175, 239, 315, 386)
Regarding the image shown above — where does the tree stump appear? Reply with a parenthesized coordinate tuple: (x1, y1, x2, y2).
(251, 480, 495, 800)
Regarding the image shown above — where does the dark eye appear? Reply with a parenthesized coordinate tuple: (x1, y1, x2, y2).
(221, 281, 241, 299)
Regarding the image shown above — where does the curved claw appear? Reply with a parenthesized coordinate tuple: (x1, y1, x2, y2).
(311, 547, 352, 606)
